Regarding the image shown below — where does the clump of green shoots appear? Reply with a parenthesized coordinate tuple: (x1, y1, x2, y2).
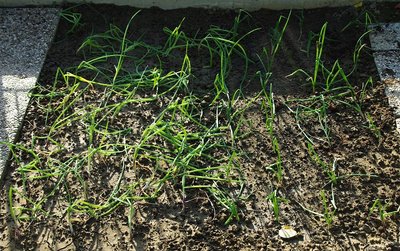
(288, 22, 327, 92)
(289, 18, 373, 97)
(255, 11, 293, 183)
(200, 12, 259, 103)
(341, 10, 375, 33)
(320, 190, 336, 226)
(286, 94, 332, 146)
(60, 6, 82, 34)
(369, 199, 400, 221)
(365, 112, 382, 142)
(267, 189, 287, 222)
(258, 73, 283, 182)
(307, 142, 337, 184)
(258, 10, 292, 73)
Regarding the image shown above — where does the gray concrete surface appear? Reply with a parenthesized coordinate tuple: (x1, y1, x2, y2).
(369, 23, 400, 134)
(0, 8, 60, 179)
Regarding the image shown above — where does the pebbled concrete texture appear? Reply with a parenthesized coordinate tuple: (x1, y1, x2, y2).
(370, 23, 400, 51)
(369, 23, 400, 134)
(0, 8, 60, 179)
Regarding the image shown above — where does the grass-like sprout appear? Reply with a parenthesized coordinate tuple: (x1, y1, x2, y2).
(258, 72, 283, 181)
(307, 142, 336, 184)
(259, 72, 275, 136)
(201, 26, 258, 103)
(320, 190, 336, 226)
(60, 7, 82, 34)
(286, 94, 332, 145)
(365, 112, 382, 143)
(288, 22, 327, 92)
(258, 10, 292, 73)
(267, 189, 287, 222)
(369, 199, 400, 221)
(341, 10, 375, 33)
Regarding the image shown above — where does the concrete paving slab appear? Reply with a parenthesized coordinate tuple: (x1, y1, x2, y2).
(369, 23, 400, 134)
(0, 8, 60, 180)
(373, 51, 400, 80)
(384, 78, 400, 117)
(370, 23, 400, 51)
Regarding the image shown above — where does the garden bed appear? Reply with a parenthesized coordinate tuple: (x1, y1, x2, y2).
(0, 3, 399, 250)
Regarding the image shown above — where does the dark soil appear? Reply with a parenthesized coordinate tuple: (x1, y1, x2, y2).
(1, 3, 400, 250)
